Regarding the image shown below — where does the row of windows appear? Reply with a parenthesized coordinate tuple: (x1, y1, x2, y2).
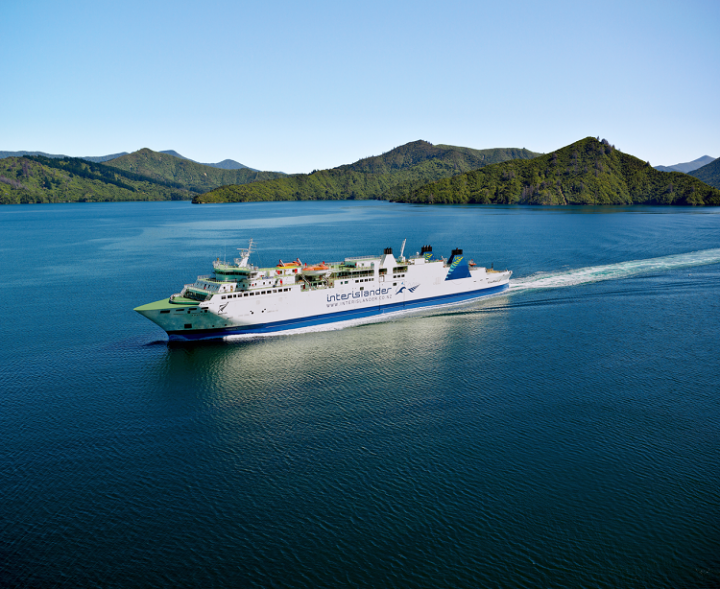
(334, 270, 374, 279)
(393, 274, 406, 278)
(221, 288, 291, 300)
(338, 277, 375, 285)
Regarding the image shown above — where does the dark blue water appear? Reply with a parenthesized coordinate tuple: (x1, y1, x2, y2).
(2, 201, 719, 588)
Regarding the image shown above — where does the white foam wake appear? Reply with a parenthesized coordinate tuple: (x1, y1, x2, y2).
(510, 248, 720, 292)
(218, 248, 720, 342)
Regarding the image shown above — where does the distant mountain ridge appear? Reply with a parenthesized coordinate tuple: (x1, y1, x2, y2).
(104, 149, 285, 193)
(0, 150, 129, 163)
(689, 157, 720, 189)
(392, 137, 720, 206)
(194, 140, 541, 203)
(6, 139, 718, 207)
(1, 149, 258, 171)
(0, 148, 285, 204)
(158, 150, 257, 171)
(655, 155, 716, 173)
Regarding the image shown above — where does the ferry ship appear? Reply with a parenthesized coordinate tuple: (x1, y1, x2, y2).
(135, 240, 512, 341)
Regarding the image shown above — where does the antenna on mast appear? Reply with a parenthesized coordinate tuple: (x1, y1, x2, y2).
(235, 239, 254, 267)
(400, 238, 407, 261)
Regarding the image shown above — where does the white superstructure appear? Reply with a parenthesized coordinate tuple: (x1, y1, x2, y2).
(135, 242, 511, 341)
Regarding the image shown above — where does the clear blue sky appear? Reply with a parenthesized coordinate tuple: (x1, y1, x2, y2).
(2, 0, 718, 173)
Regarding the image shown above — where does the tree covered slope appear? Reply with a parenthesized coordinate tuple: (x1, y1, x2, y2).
(393, 138, 720, 206)
(689, 157, 720, 189)
(0, 156, 193, 204)
(104, 149, 284, 193)
(193, 141, 540, 203)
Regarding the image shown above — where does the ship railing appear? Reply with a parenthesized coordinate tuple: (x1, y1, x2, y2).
(298, 275, 329, 291)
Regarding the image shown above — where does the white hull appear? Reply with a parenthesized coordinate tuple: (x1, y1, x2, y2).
(135, 246, 511, 341)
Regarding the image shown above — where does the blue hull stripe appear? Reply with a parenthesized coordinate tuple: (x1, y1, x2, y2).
(168, 283, 508, 341)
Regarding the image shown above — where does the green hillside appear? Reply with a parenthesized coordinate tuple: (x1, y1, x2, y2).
(689, 157, 720, 189)
(393, 137, 720, 206)
(105, 148, 285, 193)
(0, 150, 130, 162)
(193, 141, 540, 203)
(0, 156, 193, 204)
(337, 142, 539, 173)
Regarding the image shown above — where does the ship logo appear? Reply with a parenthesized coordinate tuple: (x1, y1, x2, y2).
(396, 284, 420, 295)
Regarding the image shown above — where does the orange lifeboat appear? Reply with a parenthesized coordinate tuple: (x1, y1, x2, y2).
(276, 259, 302, 274)
(302, 262, 331, 277)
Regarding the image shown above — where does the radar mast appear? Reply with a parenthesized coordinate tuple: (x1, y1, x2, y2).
(235, 239, 254, 267)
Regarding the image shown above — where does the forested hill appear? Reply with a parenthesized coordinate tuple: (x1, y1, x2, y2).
(103, 149, 285, 193)
(193, 141, 540, 203)
(392, 137, 720, 206)
(0, 150, 129, 162)
(689, 157, 720, 189)
(336, 141, 539, 173)
(0, 156, 194, 204)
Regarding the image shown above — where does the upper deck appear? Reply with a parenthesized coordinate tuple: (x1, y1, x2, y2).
(175, 245, 464, 303)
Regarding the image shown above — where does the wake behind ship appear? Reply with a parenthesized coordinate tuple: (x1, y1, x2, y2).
(135, 241, 512, 341)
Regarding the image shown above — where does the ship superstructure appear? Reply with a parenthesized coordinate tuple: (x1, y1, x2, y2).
(135, 241, 512, 341)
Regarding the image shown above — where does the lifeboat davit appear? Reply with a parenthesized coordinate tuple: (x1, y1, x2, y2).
(276, 259, 302, 274)
(302, 262, 331, 277)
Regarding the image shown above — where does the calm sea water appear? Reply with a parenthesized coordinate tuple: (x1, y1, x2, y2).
(1, 201, 719, 588)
